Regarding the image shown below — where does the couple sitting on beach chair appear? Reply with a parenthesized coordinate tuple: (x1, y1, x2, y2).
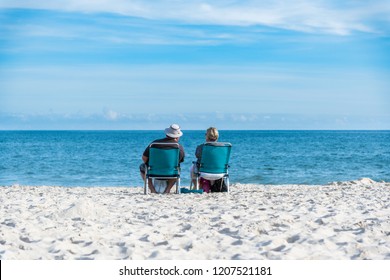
(140, 124, 232, 195)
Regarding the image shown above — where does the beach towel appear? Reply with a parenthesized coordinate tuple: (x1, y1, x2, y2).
(180, 188, 204, 194)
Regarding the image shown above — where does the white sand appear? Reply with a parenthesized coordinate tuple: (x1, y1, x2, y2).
(0, 178, 389, 260)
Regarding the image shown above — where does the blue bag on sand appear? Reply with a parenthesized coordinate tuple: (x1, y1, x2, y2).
(180, 188, 203, 194)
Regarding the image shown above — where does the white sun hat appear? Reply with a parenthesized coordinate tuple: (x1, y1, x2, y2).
(164, 124, 183, 138)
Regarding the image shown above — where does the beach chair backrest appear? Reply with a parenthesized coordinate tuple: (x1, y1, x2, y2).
(148, 143, 180, 177)
(199, 142, 232, 174)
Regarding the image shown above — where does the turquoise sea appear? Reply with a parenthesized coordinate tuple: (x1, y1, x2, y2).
(1, 130, 389, 187)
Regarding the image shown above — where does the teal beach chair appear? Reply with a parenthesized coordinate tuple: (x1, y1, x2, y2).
(192, 142, 232, 193)
(144, 142, 181, 194)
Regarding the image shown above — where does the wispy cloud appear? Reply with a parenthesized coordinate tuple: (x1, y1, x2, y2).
(1, 0, 389, 35)
(0, 9, 255, 49)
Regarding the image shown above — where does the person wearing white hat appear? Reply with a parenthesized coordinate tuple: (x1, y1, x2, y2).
(164, 123, 183, 138)
(140, 124, 185, 193)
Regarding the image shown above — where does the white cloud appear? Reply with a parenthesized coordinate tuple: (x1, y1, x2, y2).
(215, 112, 225, 120)
(1, 0, 389, 35)
(103, 109, 119, 121)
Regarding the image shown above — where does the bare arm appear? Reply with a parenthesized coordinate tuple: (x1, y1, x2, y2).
(142, 155, 148, 163)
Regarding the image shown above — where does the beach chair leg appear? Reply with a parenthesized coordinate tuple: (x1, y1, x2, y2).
(176, 178, 181, 194)
(144, 177, 148, 195)
(190, 176, 198, 190)
(226, 177, 230, 193)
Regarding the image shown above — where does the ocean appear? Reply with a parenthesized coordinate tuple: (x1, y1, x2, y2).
(1, 130, 389, 187)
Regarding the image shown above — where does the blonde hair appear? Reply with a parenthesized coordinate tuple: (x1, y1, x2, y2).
(206, 127, 219, 142)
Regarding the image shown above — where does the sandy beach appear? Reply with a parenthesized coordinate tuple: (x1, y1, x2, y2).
(0, 178, 389, 260)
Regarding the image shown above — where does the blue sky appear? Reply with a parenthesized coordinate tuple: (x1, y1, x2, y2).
(1, 0, 389, 130)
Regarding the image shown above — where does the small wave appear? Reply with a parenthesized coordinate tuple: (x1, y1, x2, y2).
(327, 178, 377, 186)
(263, 167, 276, 171)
